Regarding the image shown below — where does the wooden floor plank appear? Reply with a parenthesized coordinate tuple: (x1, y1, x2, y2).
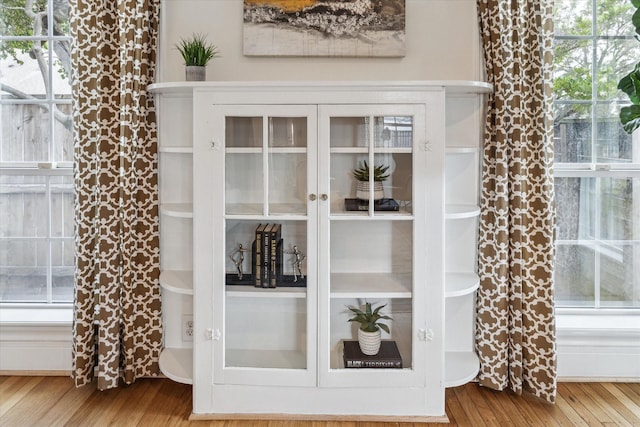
(600, 382, 640, 423)
(578, 382, 636, 427)
(0, 377, 70, 426)
(1, 377, 639, 426)
(558, 382, 604, 426)
(0, 376, 41, 417)
(452, 383, 488, 427)
(43, 378, 97, 427)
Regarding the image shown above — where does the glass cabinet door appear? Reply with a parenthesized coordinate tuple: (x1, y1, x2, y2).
(318, 105, 427, 388)
(214, 105, 317, 387)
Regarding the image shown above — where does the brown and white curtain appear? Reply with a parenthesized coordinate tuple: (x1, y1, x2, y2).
(70, 0, 162, 390)
(476, 0, 557, 402)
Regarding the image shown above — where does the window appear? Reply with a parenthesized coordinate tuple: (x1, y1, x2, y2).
(0, 0, 74, 304)
(554, 0, 640, 308)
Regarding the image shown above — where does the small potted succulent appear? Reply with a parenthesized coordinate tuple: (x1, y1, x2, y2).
(352, 160, 389, 200)
(347, 301, 392, 355)
(175, 33, 219, 81)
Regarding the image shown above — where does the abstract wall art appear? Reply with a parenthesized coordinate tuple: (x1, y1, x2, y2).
(243, 0, 406, 57)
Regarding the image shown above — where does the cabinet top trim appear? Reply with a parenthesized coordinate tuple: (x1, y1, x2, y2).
(148, 80, 492, 95)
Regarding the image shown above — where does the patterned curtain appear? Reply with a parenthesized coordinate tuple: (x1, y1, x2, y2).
(475, 0, 557, 402)
(70, 0, 162, 390)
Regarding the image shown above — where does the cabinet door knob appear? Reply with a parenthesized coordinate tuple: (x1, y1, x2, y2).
(308, 194, 317, 201)
(320, 194, 328, 201)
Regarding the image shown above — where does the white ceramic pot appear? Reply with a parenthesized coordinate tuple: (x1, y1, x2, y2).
(358, 328, 381, 355)
(356, 181, 384, 201)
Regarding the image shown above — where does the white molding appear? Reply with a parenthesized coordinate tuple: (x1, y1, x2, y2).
(0, 323, 72, 372)
(556, 313, 640, 380)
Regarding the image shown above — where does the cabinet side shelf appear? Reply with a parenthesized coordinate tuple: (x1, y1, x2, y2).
(446, 146, 478, 154)
(159, 147, 193, 154)
(444, 351, 479, 388)
(159, 347, 193, 384)
(445, 204, 480, 219)
(160, 270, 194, 295)
(160, 203, 194, 218)
(445, 272, 479, 298)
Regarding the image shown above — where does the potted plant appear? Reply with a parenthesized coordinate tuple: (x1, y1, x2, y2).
(347, 301, 392, 355)
(175, 33, 219, 81)
(352, 160, 390, 201)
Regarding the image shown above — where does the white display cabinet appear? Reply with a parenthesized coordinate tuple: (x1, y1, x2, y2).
(149, 81, 491, 421)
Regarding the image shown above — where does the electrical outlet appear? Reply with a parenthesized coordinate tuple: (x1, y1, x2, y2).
(182, 314, 193, 342)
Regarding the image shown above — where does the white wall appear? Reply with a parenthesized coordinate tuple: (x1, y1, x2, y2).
(158, 0, 482, 82)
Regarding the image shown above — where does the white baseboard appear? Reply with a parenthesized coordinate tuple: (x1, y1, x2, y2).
(556, 313, 640, 380)
(0, 307, 72, 373)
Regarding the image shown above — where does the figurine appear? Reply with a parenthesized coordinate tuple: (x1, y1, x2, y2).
(286, 245, 305, 282)
(229, 243, 248, 280)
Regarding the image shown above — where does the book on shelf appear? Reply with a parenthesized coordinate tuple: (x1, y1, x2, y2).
(261, 224, 274, 288)
(343, 340, 402, 369)
(254, 223, 266, 287)
(269, 224, 282, 288)
(344, 198, 400, 212)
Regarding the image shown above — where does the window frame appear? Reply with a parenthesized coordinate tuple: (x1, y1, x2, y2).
(553, 0, 640, 310)
(0, 0, 74, 306)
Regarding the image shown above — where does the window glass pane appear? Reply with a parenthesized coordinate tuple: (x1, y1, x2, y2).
(595, 104, 634, 163)
(53, 103, 73, 162)
(555, 177, 595, 240)
(0, 240, 48, 303)
(52, 238, 74, 303)
(553, 39, 593, 102)
(600, 177, 639, 241)
(0, 175, 49, 238)
(0, 1, 43, 37)
(52, 40, 73, 97)
(555, 244, 596, 307)
(596, 39, 637, 101)
(52, 0, 71, 37)
(553, 107, 593, 163)
(50, 175, 73, 237)
(374, 116, 412, 148)
(0, 106, 51, 162)
(600, 243, 640, 307)
(596, 0, 635, 36)
(555, 0, 592, 36)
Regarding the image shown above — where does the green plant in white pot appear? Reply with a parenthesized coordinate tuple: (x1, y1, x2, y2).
(176, 33, 219, 81)
(352, 160, 390, 201)
(348, 301, 392, 355)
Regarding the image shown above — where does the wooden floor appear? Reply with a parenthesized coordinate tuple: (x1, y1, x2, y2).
(1, 376, 639, 426)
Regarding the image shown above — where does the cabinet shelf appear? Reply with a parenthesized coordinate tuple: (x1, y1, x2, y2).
(226, 349, 306, 370)
(226, 285, 306, 298)
(446, 146, 478, 154)
(445, 272, 480, 298)
(226, 147, 307, 154)
(159, 147, 193, 154)
(444, 351, 479, 388)
(330, 147, 413, 154)
(445, 204, 480, 219)
(160, 203, 193, 218)
(159, 347, 193, 384)
(330, 273, 412, 298)
(160, 270, 193, 295)
(225, 203, 307, 217)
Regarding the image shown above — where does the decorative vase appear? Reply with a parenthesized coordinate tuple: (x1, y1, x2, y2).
(356, 181, 384, 201)
(358, 328, 381, 355)
(185, 66, 206, 81)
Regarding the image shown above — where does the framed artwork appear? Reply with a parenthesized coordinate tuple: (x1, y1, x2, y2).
(243, 0, 406, 57)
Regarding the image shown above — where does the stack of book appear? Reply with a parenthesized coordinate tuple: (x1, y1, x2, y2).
(253, 223, 283, 288)
(343, 340, 403, 368)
